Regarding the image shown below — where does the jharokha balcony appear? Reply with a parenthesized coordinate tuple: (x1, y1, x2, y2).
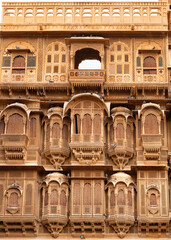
(2, 134, 28, 161)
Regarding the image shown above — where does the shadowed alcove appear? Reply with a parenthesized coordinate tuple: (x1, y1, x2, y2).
(75, 48, 101, 69)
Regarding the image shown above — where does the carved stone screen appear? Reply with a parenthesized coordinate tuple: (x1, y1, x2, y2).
(144, 114, 159, 134)
(7, 114, 24, 134)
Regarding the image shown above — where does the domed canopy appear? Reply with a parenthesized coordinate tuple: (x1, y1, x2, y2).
(106, 172, 135, 188)
(46, 107, 63, 119)
(43, 172, 68, 186)
(63, 93, 110, 116)
(0, 102, 30, 119)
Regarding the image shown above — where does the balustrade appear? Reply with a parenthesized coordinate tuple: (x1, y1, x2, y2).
(2, 1, 167, 29)
(69, 70, 105, 83)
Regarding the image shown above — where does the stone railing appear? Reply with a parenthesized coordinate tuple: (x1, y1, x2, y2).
(2, 1, 168, 28)
(69, 70, 105, 83)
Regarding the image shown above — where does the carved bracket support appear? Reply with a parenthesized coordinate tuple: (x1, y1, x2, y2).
(44, 222, 67, 238)
(110, 222, 133, 238)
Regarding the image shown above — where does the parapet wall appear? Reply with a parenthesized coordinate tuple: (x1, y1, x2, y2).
(1, 1, 168, 32)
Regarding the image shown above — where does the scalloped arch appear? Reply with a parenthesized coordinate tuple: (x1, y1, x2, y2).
(4, 41, 36, 54)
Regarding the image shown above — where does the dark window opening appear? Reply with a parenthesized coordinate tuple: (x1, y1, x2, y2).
(12, 55, 25, 74)
(75, 48, 101, 69)
(143, 56, 156, 74)
(74, 114, 80, 134)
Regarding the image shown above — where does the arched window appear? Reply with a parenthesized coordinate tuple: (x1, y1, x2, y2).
(144, 114, 159, 134)
(143, 56, 156, 74)
(62, 124, 68, 141)
(128, 190, 132, 207)
(0, 117, 5, 136)
(12, 55, 25, 74)
(93, 114, 101, 135)
(60, 190, 66, 206)
(46, 124, 50, 143)
(94, 183, 101, 205)
(73, 114, 80, 134)
(126, 124, 132, 142)
(46, 42, 66, 75)
(109, 43, 130, 75)
(83, 183, 91, 205)
(110, 190, 115, 207)
(82, 114, 92, 135)
(75, 48, 101, 69)
(110, 124, 114, 142)
(44, 190, 48, 206)
(30, 117, 36, 138)
(116, 123, 124, 139)
(150, 193, 157, 206)
(73, 183, 80, 205)
(50, 189, 58, 205)
(117, 189, 125, 205)
(7, 113, 24, 134)
(52, 122, 60, 139)
(9, 192, 19, 207)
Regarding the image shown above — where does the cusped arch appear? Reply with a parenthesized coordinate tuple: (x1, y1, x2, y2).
(137, 41, 161, 51)
(43, 172, 69, 187)
(110, 41, 129, 51)
(4, 41, 36, 54)
(0, 102, 30, 120)
(106, 172, 135, 188)
(46, 40, 66, 52)
(63, 93, 110, 117)
(138, 102, 164, 119)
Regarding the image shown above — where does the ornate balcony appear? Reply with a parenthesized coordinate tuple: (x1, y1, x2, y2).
(69, 70, 105, 86)
(142, 134, 162, 161)
(2, 134, 28, 160)
(108, 107, 134, 170)
(44, 139, 70, 169)
(41, 173, 69, 238)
